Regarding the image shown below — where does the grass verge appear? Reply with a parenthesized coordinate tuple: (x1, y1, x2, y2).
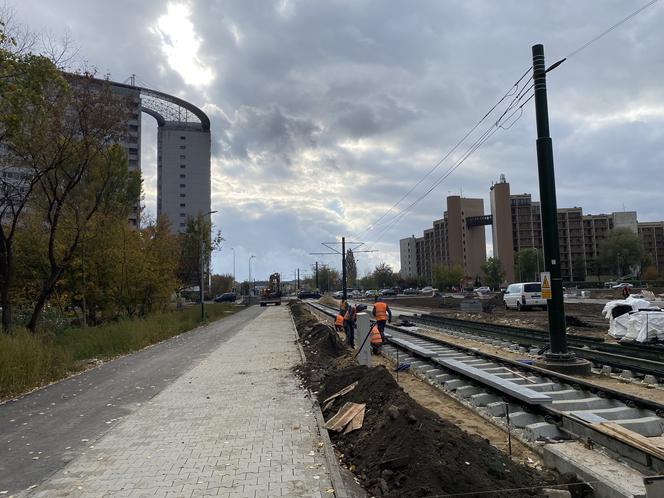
(0, 303, 238, 401)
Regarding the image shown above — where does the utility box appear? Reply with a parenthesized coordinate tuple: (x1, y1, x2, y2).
(356, 312, 371, 367)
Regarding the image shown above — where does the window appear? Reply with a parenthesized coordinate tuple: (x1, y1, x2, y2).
(180, 164, 186, 169)
(180, 184, 186, 188)
(180, 136, 186, 140)
(180, 155, 186, 159)
(180, 203, 186, 207)
(180, 194, 186, 198)
(179, 145, 186, 150)
(180, 174, 186, 178)
(180, 222, 186, 228)
(180, 213, 186, 217)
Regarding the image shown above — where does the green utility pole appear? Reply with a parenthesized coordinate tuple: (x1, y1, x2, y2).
(531, 44, 590, 374)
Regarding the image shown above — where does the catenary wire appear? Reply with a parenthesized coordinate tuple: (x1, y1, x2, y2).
(350, 66, 533, 242)
(359, 0, 660, 252)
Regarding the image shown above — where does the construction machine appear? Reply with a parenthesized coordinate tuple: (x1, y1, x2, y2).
(260, 273, 282, 306)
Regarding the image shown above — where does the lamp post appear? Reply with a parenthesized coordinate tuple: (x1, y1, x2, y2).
(231, 247, 236, 294)
(200, 210, 217, 321)
(249, 255, 256, 296)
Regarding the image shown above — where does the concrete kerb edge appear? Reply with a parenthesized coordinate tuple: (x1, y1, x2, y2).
(288, 305, 350, 498)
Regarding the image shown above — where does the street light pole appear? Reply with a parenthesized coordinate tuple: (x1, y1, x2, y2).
(200, 210, 217, 321)
(249, 255, 256, 296)
(231, 247, 236, 293)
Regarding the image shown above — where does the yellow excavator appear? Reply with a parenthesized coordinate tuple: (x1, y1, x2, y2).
(260, 273, 282, 306)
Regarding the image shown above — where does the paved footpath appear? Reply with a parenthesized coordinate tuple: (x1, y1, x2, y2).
(26, 306, 337, 498)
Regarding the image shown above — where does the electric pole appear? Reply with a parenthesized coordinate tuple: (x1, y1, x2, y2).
(315, 261, 319, 290)
(311, 238, 376, 300)
(531, 44, 589, 374)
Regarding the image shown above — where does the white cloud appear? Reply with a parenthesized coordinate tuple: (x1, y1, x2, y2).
(150, 2, 214, 87)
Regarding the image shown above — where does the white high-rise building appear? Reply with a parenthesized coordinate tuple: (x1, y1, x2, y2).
(399, 235, 417, 279)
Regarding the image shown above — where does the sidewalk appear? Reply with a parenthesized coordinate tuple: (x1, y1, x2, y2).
(28, 306, 338, 498)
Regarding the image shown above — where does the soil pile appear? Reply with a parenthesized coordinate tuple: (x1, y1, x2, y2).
(319, 365, 560, 498)
(290, 301, 349, 389)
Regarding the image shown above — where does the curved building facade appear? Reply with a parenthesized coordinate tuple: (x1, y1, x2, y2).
(110, 81, 211, 232)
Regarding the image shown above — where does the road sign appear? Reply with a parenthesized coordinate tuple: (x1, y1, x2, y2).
(540, 271, 552, 300)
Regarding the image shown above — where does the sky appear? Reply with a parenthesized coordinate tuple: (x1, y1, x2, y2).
(8, 0, 664, 283)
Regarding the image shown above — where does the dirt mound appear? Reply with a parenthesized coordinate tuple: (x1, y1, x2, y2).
(320, 365, 555, 498)
(290, 301, 350, 390)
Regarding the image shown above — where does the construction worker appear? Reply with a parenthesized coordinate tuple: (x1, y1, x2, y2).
(372, 296, 392, 342)
(622, 285, 630, 299)
(369, 321, 383, 354)
(342, 300, 357, 348)
(334, 312, 344, 332)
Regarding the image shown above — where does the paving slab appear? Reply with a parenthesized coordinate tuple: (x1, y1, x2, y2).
(25, 306, 338, 498)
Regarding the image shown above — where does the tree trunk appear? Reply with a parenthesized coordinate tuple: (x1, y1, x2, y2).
(0, 240, 12, 332)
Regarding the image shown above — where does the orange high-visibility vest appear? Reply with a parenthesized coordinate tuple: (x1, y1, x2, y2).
(370, 324, 382, 345)
(344, 305, 356, 321)
(335, 314, 344, 326)
(374, 301, 388, 321)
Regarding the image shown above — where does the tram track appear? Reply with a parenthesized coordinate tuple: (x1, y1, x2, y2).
(305, 300, 664, 495)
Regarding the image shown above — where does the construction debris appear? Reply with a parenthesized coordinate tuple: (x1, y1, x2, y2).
(324, 402, 366, 432)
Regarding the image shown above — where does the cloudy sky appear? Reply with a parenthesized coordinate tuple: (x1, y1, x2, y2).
(9, 0, 664, 282)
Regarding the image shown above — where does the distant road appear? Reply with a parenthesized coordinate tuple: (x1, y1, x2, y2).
(0, 306, 263, 496)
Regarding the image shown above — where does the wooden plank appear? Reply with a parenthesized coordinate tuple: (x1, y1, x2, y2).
(324, 403, 366, 432)
(594, 422, 664, 460)
(322, 381, 359, 405)
(343, 405, 366, 434)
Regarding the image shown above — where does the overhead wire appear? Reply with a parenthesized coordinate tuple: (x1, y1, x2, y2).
(364, 75, 535, 250)
(351, 66, 533, 242)
(358, 0, 661, 252)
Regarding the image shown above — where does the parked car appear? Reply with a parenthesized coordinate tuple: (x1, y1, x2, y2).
(350, 290, 362, 298)
(332, 290, 344, 299)
(379, 288, 397, 296)
(604, 281, 618, 288)
(214, 292, 236, 302)
(612, 282, 634, 289)
(403, 287, 418, 295)
(419, 286, 434, 294)
(474, 286, 491, 294)
(365, 289, 378, 297)
(503, 282, 546, 311)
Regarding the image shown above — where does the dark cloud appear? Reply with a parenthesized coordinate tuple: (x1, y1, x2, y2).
(10, 0, 664, 278)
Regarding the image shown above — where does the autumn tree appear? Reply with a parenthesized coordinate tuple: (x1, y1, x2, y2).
(515, 248, 544, 282)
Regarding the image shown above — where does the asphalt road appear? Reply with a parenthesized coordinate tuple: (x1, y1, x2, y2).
(0, 305, 263, 495)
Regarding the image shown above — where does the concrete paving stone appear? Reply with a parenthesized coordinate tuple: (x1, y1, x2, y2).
(25, 307, 336, 498)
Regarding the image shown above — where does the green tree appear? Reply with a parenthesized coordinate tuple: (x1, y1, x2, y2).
(432, 264, 464, 291)
(598, 228, 644, 278)
(345, 249, 357, 288)
(177, 213, 223, 294)
(481, 257, 505, 290)
(515, 248, 544, 282)
(0, 44, 68, 330)
(373, 263, 396, 289)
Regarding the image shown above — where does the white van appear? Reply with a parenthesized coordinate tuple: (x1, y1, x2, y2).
(503, 282, 547, 311)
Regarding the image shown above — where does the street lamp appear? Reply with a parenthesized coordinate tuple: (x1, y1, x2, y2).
(231, 247, 236, 294)
(249, 255, 256, 296)
(200, 210, 217, 321)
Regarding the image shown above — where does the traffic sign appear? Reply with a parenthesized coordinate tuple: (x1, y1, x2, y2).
(540, 271, 552, 299)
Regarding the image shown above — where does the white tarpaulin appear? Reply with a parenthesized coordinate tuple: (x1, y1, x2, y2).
(622, 311, 664, 343)
(603, 297, 654, 339)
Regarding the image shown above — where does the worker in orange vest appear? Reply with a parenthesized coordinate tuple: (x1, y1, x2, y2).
(341, 300, 357, 347)
(369, 321, 383, 354)
(372, 297, 392, 342)
(334, 312, 344, 332)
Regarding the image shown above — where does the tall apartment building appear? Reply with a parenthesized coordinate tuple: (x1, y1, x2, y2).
(399, 235, 417, 279)
(399, 196, 486, 284)
(638, 222, 664, 272)
(402, 174, 656, 285)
